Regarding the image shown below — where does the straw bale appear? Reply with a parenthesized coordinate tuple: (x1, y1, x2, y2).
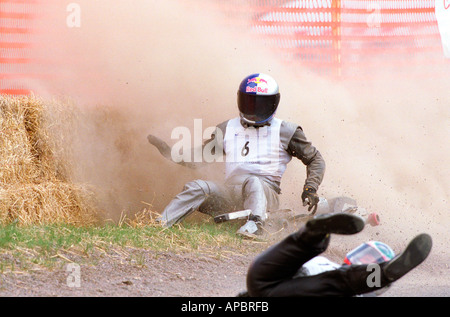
(0, 95, 100, 225)
(0, 96, 41, 184)
(0, 182, 98, 226)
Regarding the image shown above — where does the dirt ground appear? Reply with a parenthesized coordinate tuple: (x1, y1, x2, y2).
(0, 244, 448, 298)
(0, 213, 448, 297)
(0, 247, 251, 297)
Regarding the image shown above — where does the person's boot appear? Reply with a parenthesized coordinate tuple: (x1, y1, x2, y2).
(237, 215, 264, 239)
(382, 233, 432, 283)
(305, 212, 366, 236)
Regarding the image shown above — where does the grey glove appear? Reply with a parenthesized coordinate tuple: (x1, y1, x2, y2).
(147, 134, 200, 169)
(147, 134, 171, 158)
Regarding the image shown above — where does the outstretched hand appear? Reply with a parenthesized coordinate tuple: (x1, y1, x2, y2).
(147, 134, 167, 149)
(302, 186, 319, 214)
(147, 134, 171, 158)
(147, 134, 200, 169)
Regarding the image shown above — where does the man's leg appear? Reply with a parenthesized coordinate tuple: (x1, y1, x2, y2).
(241, 176, 268, 221)
(275, 233, 433, 297)
(246, 213, 365, 296)
(260, 263, 377, 297)
(236, 176, 279, 236)
(247, 214, 431, 297)
(159, 180, 231, 227)
(246, 226, 330, 296)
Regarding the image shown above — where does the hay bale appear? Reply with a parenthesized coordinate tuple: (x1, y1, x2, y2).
(0, 182, 98, 226)
(0, 96, 41, 184)
(0, 95, 72, 184)
(0, 95, 99, 226)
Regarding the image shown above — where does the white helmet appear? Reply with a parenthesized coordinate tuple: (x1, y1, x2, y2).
(344, 241, 395, 265)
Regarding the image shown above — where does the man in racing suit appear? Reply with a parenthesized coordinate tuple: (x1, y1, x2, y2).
(242, 213, 432, 296)
(148, 73, 325, 237)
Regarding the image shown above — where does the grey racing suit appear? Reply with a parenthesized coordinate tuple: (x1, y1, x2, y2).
(159, 117, 325, 227)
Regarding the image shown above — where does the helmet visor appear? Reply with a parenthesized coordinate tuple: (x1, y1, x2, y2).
(237, 91, 280, 124)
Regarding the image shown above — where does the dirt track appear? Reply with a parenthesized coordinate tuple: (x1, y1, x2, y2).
(1, 216, 448, 298)
(0, 245, 448, 297)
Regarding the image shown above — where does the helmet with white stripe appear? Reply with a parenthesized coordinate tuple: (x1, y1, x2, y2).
(344, 241, 395, 265)
(237, 73, 280, 127)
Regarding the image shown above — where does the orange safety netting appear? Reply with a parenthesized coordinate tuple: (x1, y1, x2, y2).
(0, 0, 41, 95)
(212, 0, 446, 77)
(1, 0, 448, 96)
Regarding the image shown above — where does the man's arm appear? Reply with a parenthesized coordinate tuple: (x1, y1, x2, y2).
(147, 121, 227, 169)
(281, 122, 326, 190)
(281, 121, 325, 213)
(147, 134, 202, 169)
(287, 127, 325, 191)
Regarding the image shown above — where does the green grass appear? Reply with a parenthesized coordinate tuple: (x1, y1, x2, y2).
(0, 220, 251, 273)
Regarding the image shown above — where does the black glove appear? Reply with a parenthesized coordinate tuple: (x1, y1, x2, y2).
(302, 186, 319, 214)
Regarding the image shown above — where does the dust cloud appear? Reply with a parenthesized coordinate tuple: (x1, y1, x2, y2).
(279, 73, 449, 261)
(28, 0, 448, 263)
(30, 0, 287, 220)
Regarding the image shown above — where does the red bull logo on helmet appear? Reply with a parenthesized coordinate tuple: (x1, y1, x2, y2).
(245, 76, 269, 94)
(239, 73, 279, 96)
(247, 77, 268, 85)
(246, 86, 269, 93)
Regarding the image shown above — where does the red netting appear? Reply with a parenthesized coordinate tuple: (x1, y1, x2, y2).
(0, 0, 41, 95)
(1, 0, 448, 96)
(212, 0, 448, 77)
